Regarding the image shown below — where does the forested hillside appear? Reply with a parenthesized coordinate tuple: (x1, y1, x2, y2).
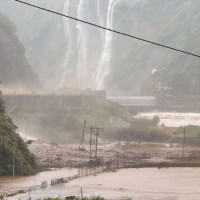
(0, 13, 40, 89)
(0, 97, 37, 176)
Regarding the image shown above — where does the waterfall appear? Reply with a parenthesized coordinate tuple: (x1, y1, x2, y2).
(61, 0, 120, 90)
(57, 0, 73, 88)
(95, 0, 120, 89)
(61, 0, 80, 88)
(61, 0, 71, 86)
(76, 0, 89, 89)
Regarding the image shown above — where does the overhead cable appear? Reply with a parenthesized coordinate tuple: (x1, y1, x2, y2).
(14, 0, 200, 58)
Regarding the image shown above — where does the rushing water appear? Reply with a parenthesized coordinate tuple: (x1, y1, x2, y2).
(0, 168, 77, 194)
(3, 168, 200, 200)
(60, 0, 139, 90)
(135, 112, 200, 127)
(60, 0, 114, 89)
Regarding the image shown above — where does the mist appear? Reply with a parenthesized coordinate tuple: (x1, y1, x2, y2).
(0, 0, 199, 95)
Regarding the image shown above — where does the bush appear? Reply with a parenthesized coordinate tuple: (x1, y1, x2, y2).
(153, 115, 160, 126)
(106, 118, 170, 143)
(172, 125, 200, 146)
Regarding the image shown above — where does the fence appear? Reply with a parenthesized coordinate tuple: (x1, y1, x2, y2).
(5, 149, 200, 198)
(5, 165, 108, 197)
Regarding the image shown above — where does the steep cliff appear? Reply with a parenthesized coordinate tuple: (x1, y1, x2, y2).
(0, 13, 40, 89)
(0, 0, 199, 95)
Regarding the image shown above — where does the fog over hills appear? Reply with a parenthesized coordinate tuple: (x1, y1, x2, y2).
(0, 0, 200, 95)
(0, 13, 40, 89)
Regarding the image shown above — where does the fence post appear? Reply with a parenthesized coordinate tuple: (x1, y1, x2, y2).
(78, 166, 80, 177)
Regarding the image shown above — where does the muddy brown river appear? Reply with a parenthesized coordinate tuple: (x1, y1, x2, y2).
(0, 168, 77, 193)
(1, 168, 200, 200)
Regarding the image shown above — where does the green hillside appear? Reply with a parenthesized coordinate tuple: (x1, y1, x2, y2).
(0, 97, 37, 176)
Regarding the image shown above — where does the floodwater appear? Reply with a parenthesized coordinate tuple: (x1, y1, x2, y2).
(135, 112, 200, 127)
(4, 168, 200, 200)
(0, 168, 77, 193)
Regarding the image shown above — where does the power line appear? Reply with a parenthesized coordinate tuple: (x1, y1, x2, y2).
(14, 0, 200, 58)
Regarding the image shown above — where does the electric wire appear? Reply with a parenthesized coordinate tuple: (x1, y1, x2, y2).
(14, 0, 200, 58)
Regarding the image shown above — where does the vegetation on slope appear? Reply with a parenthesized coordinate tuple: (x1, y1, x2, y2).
(106, 117, 200, 146)
(9, 96, 200, 146)
(171, 125, 200, 146)
(0, 97, 37, 176)
(0, 13, 40, 89)
(10, 98, 131, 144)
(106, 117, 171, 143)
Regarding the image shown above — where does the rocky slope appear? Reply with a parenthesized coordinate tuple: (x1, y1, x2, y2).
(0, 13, 40, 89)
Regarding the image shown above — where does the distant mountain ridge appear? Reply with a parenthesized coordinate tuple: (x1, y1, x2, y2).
(0, 13, 40, 89)
(0, 0, 200, 95)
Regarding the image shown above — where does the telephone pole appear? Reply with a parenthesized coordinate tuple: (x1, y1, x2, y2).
(183, 126, 186, 159)
(0, 80, 2, 95)
(95, 128, 100, 158)
(13, 136, 15, 180)
(79, 120, 87, 150)
(90, 126, 93, 159)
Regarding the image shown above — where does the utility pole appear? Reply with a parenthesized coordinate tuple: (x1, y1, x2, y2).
(13, 136, 15, 180)
(95, 128, 100, 157)
(69, 152, 71, 168)
(81, 187, 83, 200)
(79, 120, 87, 150)
(183, 126, 186, 159)
(90, 126, 93, 159)
(0, 80, 2, 95)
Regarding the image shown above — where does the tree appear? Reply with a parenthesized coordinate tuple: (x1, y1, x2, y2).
(0, 97, 37, 176)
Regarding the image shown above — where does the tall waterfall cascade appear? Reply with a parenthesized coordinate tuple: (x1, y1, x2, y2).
(0, 0, 199, 95)
(60, 0, 121, 90)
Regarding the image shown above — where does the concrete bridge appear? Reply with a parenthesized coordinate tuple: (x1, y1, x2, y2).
(1, 94, 86, 110)
(1, 94, 168, 112)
